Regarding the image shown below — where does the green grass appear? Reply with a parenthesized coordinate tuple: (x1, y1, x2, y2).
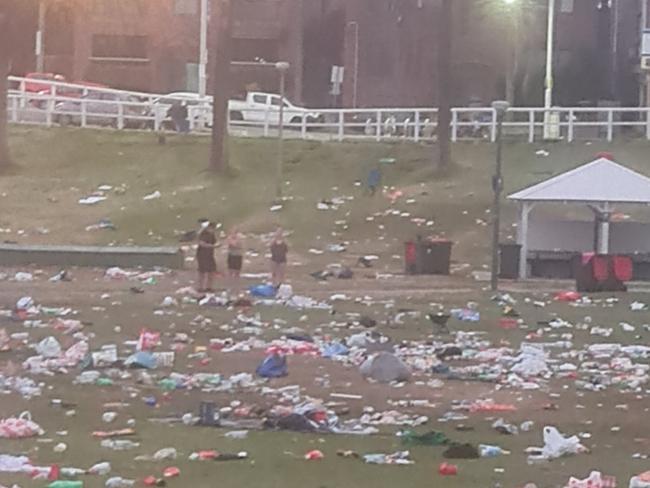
(4, 126, 650, 271)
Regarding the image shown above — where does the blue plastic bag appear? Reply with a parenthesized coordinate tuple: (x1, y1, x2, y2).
(256, 354, 288, 378)
(249, 284, 277, 298)
(321, 342, 349, 358)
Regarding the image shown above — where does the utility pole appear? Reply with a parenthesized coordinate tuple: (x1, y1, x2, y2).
(0, 10, 12, 171)
(198, 0, 208, 97)
(209, 0, 232, 172)
(36, 0, 46, 72)
(436, 0, 452, 170)
(275, 62, 290, 199)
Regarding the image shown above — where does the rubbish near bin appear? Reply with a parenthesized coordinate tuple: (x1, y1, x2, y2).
(576, 254, 631, 292)
(499, 243, 521, 279)
(404, 237, 452, 275)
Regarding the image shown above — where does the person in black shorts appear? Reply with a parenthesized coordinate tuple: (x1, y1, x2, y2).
(196, 222, 217, 292)
(226, 226, 244, 278)
(270, 227, 288, 287)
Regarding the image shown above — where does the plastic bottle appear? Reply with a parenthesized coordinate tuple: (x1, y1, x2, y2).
(100, 439, 140, 450)
(88, 462, 111, 475)
(105, 477, 135, 488)
(630, 478, 650, 488)
(479, 444, 508, 458)
(47, 482, 83, 488)
(158, 379, 176, 391)
(96, 378, 114, 387)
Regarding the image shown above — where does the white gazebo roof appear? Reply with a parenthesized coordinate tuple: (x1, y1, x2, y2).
(508, 158, 650, 204)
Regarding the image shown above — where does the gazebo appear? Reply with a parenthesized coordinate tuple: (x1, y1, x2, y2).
(508, 157, 650, 280)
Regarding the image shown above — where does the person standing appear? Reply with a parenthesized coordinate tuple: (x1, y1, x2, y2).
(196, 222, 217, 292)
(270, 228, 288, 287)
(226, 226, 244, 279)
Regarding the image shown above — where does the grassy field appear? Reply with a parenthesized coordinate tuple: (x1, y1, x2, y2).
(5, 126, 650, 272)
(2, 128, 650, 488)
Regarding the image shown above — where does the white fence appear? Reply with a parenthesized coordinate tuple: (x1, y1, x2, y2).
(7, 76, 650, 143)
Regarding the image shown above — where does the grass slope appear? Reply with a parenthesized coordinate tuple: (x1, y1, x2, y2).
(3, 126, 650, 270)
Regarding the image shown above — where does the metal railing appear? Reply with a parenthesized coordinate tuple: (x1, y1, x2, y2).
(7, 76, 650, 143)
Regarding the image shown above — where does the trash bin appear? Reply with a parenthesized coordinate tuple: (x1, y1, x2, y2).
(418, 239, 452, 275)
(405, 238, 453, 275)
(404, 241, 418, 274)
(575, 254, 630, 292)
(499, 243, 521, 279)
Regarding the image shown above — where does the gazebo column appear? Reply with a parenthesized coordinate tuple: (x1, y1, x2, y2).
(517, 202, 534, 279)
(598, 202, 611, 254)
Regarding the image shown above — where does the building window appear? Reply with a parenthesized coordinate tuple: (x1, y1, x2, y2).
(560, 0, 574, 13)
(175, 0, 198, 15)
(91, 35, 149, 61)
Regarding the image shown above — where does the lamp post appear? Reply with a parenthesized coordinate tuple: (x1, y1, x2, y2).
(198, 0, 209, 97)
(347, 21, 360, 109)
(35, 0, 46, 72)
(490, 100, 510, 291)
(543, 0, 556, 139)
(275, 61, 290, 199)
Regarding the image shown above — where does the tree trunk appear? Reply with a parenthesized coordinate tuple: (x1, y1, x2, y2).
(436, 0, 452, 170)
(209, 0, 232, 172)
(0, 11, 12, 171)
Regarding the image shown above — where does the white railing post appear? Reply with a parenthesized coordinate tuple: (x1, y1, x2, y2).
(376, 110, 382, 142)
(263, 108, 270, 137)
(10, 96, 18, 123)
(568, 109, 574, 142)
(528, 110, 535, 143)
(117, 103, 124, 130)
(19, 80, 26, 108)
(301, 114, 307, 139)
(414, 110, 420, 143)
(154, 106, 161, 132)
(490, 109, 497, 142)
(188, 107, 195, 132)
(607, 109, 614, 142)
(451, 109, 458, 142)
(46, 98, 54, 127)
(81, 98, 87, 127)
(337, 112, 344, 141)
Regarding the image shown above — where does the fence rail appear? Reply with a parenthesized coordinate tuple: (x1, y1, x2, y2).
(7, 76, 650, 143)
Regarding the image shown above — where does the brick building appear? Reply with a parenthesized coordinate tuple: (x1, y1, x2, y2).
(10, 0, 306, 98)
(7, 0, 643, 107)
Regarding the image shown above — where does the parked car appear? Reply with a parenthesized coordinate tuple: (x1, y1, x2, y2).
(55, 91, 149, 128)
(228, 92, 321, 127)
(23, 72, 66, 94)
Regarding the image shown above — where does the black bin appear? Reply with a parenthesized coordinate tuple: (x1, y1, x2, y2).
(418, 239, 452, 275)
(499, 243, 521, 279)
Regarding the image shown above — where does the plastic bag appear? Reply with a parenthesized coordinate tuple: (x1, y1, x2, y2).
(36, 337, 62, 358)
(566, 471, 616, 488)
(0, 411, 44, 439)
(249, 284, 277, 298)
(137, 329, 161, 351)
(255, 354, 288, 378)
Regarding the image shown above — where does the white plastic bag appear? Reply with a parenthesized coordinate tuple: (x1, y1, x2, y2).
(542, 426, 585, 459)
(36, 336, 62, 358)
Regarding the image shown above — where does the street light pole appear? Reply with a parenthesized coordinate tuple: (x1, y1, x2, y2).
(544, 0, 555, 110)
(275, 61, 290, 199)
(347, 21, 360, 109)
(490, 100, 510, 291)
(35, 0, 45, 72)
(198, 0, 208, 97)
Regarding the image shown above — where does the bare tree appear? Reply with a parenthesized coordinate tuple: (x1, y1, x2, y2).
(0, 10, 12, 171)
(209, 0, 232, 173)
